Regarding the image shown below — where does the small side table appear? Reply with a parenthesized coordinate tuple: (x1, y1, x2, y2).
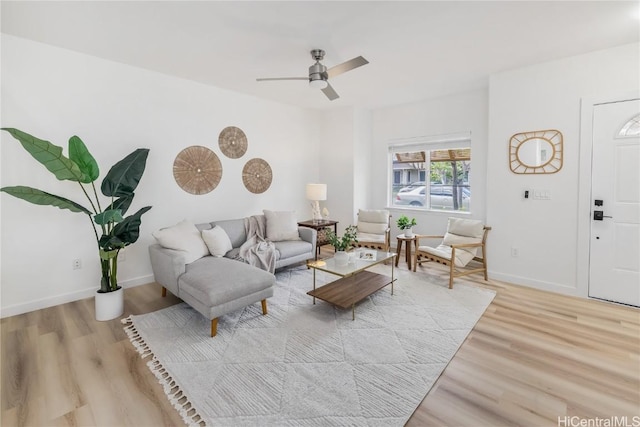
(298, 219, 339, 260)
(396, 234, 418, 270)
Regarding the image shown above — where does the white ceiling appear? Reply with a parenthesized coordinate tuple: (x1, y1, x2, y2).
(2, 1, 639, 110)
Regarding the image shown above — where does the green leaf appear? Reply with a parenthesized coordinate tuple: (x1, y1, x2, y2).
(106, 194, 134, 216)
(99, 249, 118, 260)
(94, 209, 124, 225)
(99, 235, 124, 251)
(0, 186, 91, 214)
(101, 206, 151, 250)
(2, 128, 84, 181)
(69, 135, 99, 183)
(101, 149, 149, 197)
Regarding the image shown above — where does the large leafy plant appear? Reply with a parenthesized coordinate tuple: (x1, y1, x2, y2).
(1, 128, 152, 293)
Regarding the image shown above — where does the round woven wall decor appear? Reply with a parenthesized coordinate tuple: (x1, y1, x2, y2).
(219, 126, 248, 159)
(173, 145, 222, 195)
(242, 158, 272, 194)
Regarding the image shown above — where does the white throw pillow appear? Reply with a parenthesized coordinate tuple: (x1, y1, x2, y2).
(152, 220, 209, 264)
(202, 226, 233, 257)
(263, 210, 300, 241)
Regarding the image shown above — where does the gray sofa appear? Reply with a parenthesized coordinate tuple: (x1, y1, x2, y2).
(149, 215, 316, 336)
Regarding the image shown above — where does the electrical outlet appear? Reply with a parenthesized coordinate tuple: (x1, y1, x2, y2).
(72, 258, 82, 270)
(511, 247, 519, 257)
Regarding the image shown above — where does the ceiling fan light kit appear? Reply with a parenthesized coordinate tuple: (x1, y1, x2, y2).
(257, 48, 369, 101)
(309, 79, 328, 89)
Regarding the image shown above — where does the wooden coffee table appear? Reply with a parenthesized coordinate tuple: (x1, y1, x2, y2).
(307, 250, 397, 320)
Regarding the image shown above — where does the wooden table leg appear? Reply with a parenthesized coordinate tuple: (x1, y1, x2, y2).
(395, 239, 402, 267)
(406, 239, 412, 270)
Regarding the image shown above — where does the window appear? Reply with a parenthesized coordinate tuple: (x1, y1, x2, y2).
(618, 114, 640, 137)
(389, 134, 471, 212)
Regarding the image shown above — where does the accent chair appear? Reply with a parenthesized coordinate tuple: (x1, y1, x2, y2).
(353, 209, 391, 252)
(413, 217, 490, 288)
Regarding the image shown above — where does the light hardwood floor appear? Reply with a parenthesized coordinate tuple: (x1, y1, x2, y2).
(2, 248, 638, 426)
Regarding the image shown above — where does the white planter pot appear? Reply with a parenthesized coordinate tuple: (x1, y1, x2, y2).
(404, 228, 414, 238)
(334, 250, 349, 266)
(95, 287, 124, 321)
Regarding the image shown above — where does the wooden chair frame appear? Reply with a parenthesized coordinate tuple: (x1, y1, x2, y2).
(353, 212, 392, 253)
(413, 226, 491, 289)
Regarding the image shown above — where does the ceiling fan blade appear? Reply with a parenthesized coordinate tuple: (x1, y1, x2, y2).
(256, 77, 307, 82)
(327, 56, 369, 79)
(321, 83, 339, 101)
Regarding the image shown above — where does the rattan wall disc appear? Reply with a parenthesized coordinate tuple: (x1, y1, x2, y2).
(173, 145, 222, 195)
(242, 158, 272, 194)
(219, 126, 248, 159)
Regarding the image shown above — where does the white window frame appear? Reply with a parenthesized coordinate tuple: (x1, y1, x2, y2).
(387, 132, 472, 212)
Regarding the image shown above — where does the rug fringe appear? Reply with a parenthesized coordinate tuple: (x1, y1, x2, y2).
(122, 316, 205, 427)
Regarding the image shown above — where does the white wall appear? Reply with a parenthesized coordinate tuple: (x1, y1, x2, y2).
(317, 108, 355, 233)
(371, 89, 489, 240)
(353, 108, 373, 220)
(486, 42, 640, 296)
(0, 35, 319, 317)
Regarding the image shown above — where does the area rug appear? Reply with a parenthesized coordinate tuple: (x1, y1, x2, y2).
(123, 264, 495, 426)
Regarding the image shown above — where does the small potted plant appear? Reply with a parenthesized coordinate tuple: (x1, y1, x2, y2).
(326, 225, 358, 265)
(397, 215, 417, 237)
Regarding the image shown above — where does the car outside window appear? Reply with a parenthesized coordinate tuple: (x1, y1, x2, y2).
(390, 146, 471, 212)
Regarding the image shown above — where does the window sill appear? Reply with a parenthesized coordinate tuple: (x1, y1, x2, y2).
(386, 206, 472, 215)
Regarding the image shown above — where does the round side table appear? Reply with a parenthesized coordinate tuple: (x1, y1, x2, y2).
(396, 234, 418, 270)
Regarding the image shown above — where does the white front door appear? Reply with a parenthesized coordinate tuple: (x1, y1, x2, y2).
(589, 99, 640, 307)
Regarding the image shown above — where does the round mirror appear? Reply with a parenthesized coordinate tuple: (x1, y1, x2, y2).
(517, 137, 554, 167)
(509, 129, 563, 174)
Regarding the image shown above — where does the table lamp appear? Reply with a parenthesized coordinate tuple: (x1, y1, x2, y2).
(306, 183, 327, 222)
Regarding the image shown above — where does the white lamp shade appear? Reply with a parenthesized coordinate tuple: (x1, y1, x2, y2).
(306, 183, 327, 201)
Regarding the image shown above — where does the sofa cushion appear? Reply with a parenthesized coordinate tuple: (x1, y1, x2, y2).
(263, 210, 300, 241)
(179, 257, 275, 306)
(152, 220, 209, 264)
(212, 219, 247, 248)
(274, 240, 313, 260)
(202, 226, 233, 257)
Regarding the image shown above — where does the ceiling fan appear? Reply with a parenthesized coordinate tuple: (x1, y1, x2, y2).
(256, 49, 369, 101)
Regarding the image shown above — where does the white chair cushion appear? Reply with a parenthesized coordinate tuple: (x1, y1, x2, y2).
(153, 220, 209, 264)
(357, 209, 389, 235)
(442, 232, 482, 257)
(442, 218, 484, 258)
(358, 222, 388, 235)
(418, 244, 475, 267)
(263, 210, 300, 241)
(447, 217, 484, 238)
(356, 232, 386, 243)
(358, 209, 389, 224)
(201, 226, 233, 257)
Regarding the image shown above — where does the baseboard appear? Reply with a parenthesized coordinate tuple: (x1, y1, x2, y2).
(489, 270, 582, 298)
(0, 274, 155, 319)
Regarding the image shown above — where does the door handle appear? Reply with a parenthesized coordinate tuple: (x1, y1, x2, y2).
(593, 211, 613, 221)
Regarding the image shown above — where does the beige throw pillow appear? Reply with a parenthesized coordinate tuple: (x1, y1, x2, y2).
(152, 220, 209, 264)
(202, 226, 233, 257)
(263, 210, 300, 241)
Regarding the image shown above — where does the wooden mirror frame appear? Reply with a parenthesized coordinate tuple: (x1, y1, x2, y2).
(509, 129, 563, 174)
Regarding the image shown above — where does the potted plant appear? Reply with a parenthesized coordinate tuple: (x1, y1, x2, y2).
(1, 128, 152, 321)
(397, 215, 417, 237)
(326, 225, 358, 265)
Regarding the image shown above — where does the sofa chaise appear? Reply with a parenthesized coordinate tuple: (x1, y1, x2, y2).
(149, 212, 316, 336)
